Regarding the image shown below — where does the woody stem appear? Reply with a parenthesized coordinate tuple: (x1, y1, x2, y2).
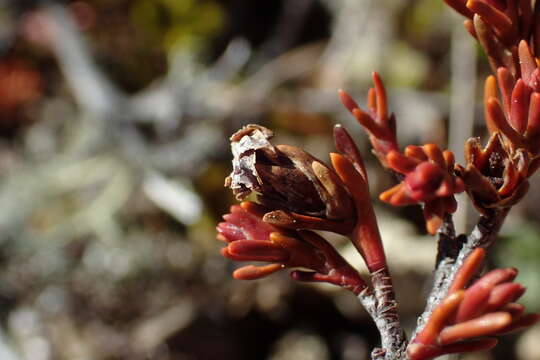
(413, 208, 509, 337)
(348, 212, 407, 359)
(435, 213, 459, 266)
(363, 267, 408, 360)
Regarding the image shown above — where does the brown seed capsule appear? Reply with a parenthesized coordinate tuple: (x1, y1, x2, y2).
(225, 124, 354, 221)
(456, 133, 529, 214)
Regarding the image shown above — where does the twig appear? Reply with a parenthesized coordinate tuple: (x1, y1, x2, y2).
(410, 214, 462, 341)
(435, 214, 458, 267)
(45, 5, 123, 116)
(358, 267, 407, 360)
(414, 208, 509, 336)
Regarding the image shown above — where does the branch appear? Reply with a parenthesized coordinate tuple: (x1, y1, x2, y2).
(357, 267, 407, 360)
(432, 214, 465, 299)
(435, 213, 459, 266)
(44, 5, 124, 116)
(414, 208, 509, 336)
(411, 213, 464, 341)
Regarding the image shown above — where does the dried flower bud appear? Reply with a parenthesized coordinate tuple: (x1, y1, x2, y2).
(217, 202, 367, 293)
(379, 145, 465, 234)
(409, 248, 540, 360)
(225, 124, 355, 232)
(456, 133, 529, 214)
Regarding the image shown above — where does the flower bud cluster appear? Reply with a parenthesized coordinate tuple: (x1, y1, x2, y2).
(219, 124, 389, 291)
(456, 41, 540, 213)
(380, 146, 465, 235)
(408, 248, 540, 360)
(340, 75, 465, 234)
(219, 119, 393, 289)
(445, 0, 538, 73)
(217, 201, 367, 294)
(225, 124, 356, 234)
(483, 41, 540, 155)
(339, 72, 398, 166)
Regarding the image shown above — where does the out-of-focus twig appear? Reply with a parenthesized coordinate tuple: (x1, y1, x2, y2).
(45, 5, 123, 117)
(0, 327, 21, 360)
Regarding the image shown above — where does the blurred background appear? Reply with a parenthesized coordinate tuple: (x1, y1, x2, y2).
(0, 0, 540, 359)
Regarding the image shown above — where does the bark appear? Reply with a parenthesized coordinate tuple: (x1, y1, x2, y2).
(414, 209, 509, 338)
(358, 267, 408, 360)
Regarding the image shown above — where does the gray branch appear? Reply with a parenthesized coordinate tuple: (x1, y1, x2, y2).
(413, 209, 509, 337)
(358, 267, 407, 360)
(45, 5, 124, 117)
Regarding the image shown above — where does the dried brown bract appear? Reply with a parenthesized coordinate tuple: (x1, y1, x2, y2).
(456, 133, 529, 214)
(225, 124, 355, 232)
